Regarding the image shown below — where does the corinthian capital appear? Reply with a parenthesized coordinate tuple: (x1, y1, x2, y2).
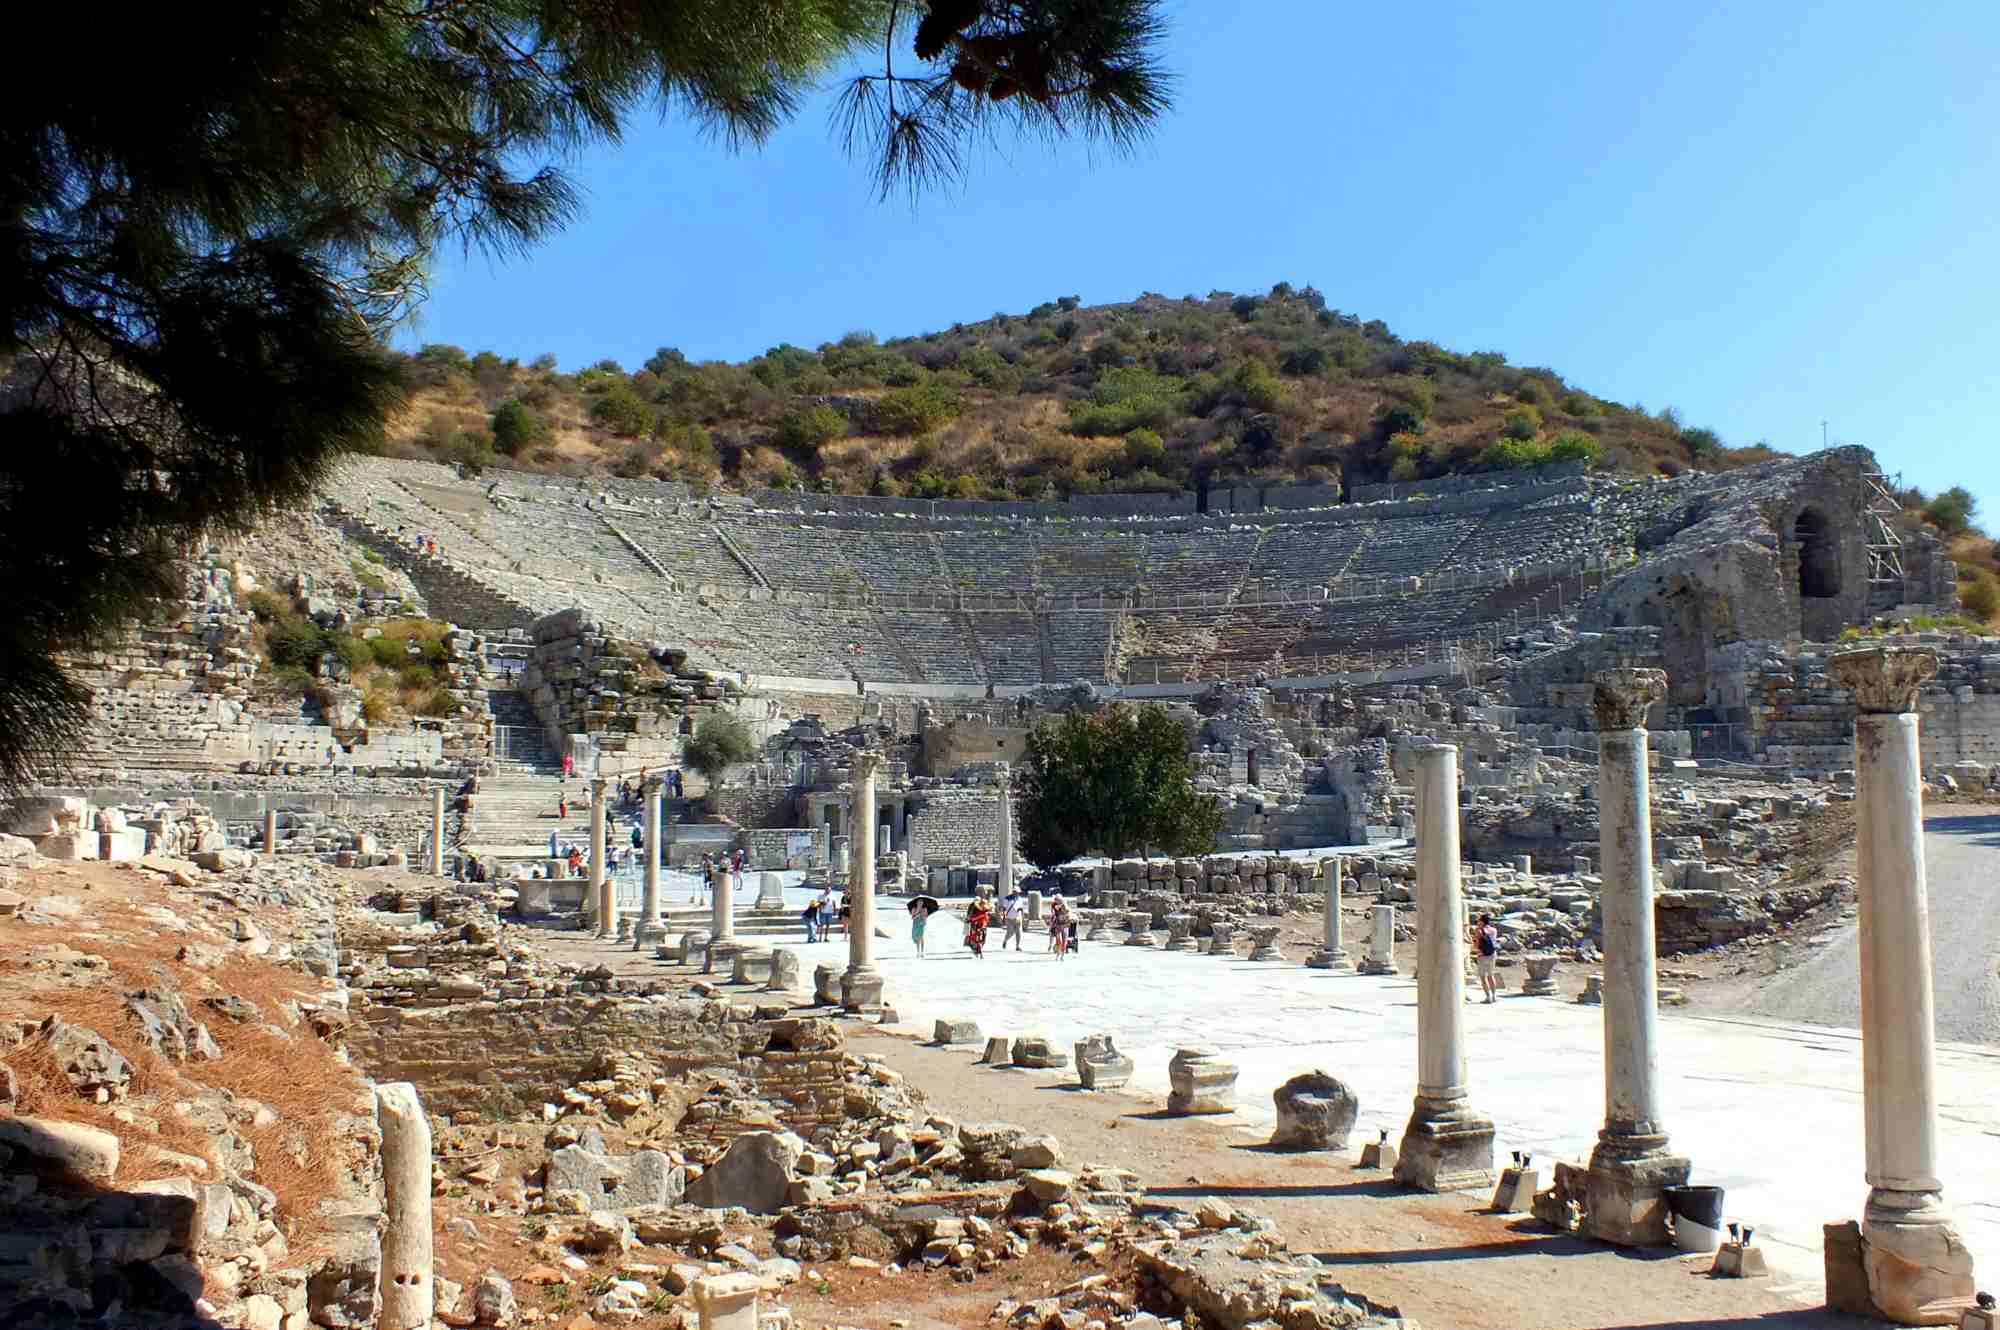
(1591, 668, 1667, 731)
(1831, 646, 1937, 714)
(851, 751, 884, 781)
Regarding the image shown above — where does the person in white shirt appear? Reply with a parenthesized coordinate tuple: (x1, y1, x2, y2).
(1001, 892, 1026, 951)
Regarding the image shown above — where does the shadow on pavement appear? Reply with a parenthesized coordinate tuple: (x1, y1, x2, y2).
(1147, 1179, 1405, 1200)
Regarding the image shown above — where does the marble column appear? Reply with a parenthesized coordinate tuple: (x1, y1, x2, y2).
(427, 787, 445, 876)
(1308, 857, 1354, 970)
(376, 1082, 434, 1330)
(1580, 668, 1689, 1246)
(633, 779, 666, 950)
(1394, 744, 1494, 1192)
(842, 753, 885, 1011)
(1830, 646, 1973, 1323)
(590, 777, 613, 939)
(711, 864, 736, 941)
(996, 762, 1014, 899)
(263, 806, 278, 857)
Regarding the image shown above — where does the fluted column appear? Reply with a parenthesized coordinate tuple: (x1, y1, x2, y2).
(633, 778, 666, 950)
(1580, 668, 1689, 1246)
(590, 777, 612, 939)
(1308, 856, 1353, 970)
(1394, 744, 1494, 1192)
(842, 753, 884, 1011)
(1831, 646, 1973, 1323)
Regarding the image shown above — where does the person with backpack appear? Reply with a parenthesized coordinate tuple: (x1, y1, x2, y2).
(1473, 913, 1501, 1004)
(802, 891, 822, 944)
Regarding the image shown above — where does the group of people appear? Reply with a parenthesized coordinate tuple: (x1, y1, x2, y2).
(698, 849, 750, 902)
(802, 885, 848, 943)
(958, 891, 1078, 960)
(617, 766, 686, 805)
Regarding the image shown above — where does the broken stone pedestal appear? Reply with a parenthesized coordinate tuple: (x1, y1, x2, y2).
(1521, 954, 1560, 996)
(980, 1036, 1012, 1065)
(1074, 1035, 1134, 1090)
(1577, 974, 1604, 1004)
(1010, 1035, 1068, 1070)
(1246, 926, 1283, 962)
(1123, 913, 1156, 946)
(1545, 1154, 1691, 1247)
(1162, 914, 1197, 952)
(1083, 911, 1110, 942)
(1269, 1071, 1358, 1150)
(690, 1272, 761, 1330)
(1206, 925, 1236, 956)
(677, 929, 711, 967)
(706, 940, 745, 978)
(933, 1018, 981, 1046)
(1824, 1217, 1979, 1325)
(839, 970, 884, 1012)
(728, 948, 773, 986)
(765, 949, 800, 993)
(1167, 1047, 1237, 1115)
(1360, 905, 1397, 975)
(812, 962, 840, 1006)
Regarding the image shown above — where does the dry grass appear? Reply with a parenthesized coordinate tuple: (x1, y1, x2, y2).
(0, 874, 364, 1239)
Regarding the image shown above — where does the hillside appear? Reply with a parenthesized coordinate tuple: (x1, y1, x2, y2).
(382, 284, 1781, 500)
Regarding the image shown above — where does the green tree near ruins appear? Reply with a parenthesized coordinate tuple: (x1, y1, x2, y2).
(683, 712, 758, 806)
(1015, 704, 1224, 869)
(0, 1, 1173, 796)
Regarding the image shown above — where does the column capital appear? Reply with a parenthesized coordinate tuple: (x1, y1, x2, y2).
(590, 776, 609, 795)
(643, 776, 664, 793)
(1831, 645, 1937, 714)
(851, 751, 884, 781)
(1591, 668, 1667, 731)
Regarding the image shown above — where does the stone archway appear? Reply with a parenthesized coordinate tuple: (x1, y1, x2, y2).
(1795, 507, 1840, 599)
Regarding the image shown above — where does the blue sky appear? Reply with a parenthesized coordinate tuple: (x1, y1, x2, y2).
(404, 1, 1997, 524)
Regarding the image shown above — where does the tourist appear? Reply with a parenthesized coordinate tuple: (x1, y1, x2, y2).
(562, 752, 575, 779)
(670, 769, 685, 799)
(908, 899, 930, 957)
(556, 791, 568, 821)
(547, 829, 559, 859)
(1048, 897, 1071, 961)
(566, 846, 583, 878)
(1474, 913, 1501, 1003)
(964, 896, 992, 959)
(802, 892, 822, 943)
(1000, 891, 1026, 951)
(837, 891, 851, 937)
(630, 823, 642, 851)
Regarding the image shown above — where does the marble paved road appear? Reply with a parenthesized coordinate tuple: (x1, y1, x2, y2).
(1737, 806, 2000, 1044)
(777, 906, 2000, 1301)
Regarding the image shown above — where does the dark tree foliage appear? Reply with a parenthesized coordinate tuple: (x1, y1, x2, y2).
(0, 0, 1172, 795)
(683, 712, 758, 791)
(1015, 704, 1224, 869)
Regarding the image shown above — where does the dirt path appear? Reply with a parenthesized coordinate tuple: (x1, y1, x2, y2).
(856, 1028, 1846, 1330)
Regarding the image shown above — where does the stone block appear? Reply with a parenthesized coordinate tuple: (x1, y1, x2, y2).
(933, 1018, 981, 1046)
(1521, 954, 1559, 996)
(690, 1272, 762, 1330)
(545, 1145, 684, 1213)
(0, 1115, 120, 1181)
(812, 962, 841, 1005)
(1010, 1036, 1067, 1070)
(979, 1036, 1011, 1065)
(1268, 1071, 1358, 1150)
(1490, 1166, 1540, 1214)
(1166, 1047, 1237, 1115)
(686, 1131, 803, 1215)
(765, 949, 800, 992)
(729, 949, 774, 985)
(1710, 1242, 1768, 1278)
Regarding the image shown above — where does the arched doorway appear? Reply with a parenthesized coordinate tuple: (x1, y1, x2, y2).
(1795, 509, 1840, 598)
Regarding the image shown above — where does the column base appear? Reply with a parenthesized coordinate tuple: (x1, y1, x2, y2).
(1393, 1094, 1495, 1193)
(632, 921, 668, 951)
(1570, 1140, 1691, 1247)
(1854, 1191, 1977, 1325)
(1307, 948, 1354, 971)
(1358, 955, 1397, 976)
(841, 969, 885, 1012)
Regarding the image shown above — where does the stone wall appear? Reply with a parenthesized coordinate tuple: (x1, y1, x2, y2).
(905, 787, 1004, 866)
(345, 994, 848, 1134)
(521, 609, 729, 766)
